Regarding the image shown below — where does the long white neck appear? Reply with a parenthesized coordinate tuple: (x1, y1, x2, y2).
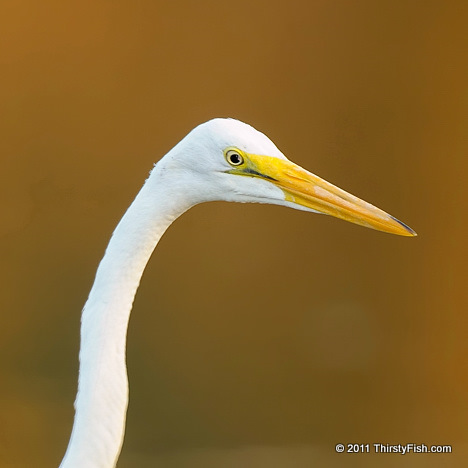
(60, 162, 194, 468)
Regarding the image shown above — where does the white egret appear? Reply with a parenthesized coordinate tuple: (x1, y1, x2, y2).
(59, 118, 415, 467)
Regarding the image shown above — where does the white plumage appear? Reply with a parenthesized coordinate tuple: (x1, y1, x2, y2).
(60, 118, 415, 467)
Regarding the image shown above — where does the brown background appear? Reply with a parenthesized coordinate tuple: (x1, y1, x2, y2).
(1, 1, 467, 467)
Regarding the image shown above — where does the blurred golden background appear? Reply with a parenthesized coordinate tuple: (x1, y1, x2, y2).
(1, 1, 467, 467)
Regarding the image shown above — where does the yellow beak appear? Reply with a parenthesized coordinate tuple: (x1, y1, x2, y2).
(236, 153, 416, 237)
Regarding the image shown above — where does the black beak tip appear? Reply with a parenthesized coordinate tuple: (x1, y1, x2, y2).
(390, 215, 417, 236)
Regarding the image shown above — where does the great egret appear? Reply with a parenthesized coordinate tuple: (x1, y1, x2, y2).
(59, 118, 415, 467)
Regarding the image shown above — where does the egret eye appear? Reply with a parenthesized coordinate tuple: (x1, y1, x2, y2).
(226, 149, 244, 166)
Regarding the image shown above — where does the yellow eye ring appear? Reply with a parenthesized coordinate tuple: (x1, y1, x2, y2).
(225, 149, 244, 166)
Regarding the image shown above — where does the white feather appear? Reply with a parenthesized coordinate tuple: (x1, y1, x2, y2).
(60, 119, 297, 467)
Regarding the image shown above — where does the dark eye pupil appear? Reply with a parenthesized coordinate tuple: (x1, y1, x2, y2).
(230, 153, 241, 164)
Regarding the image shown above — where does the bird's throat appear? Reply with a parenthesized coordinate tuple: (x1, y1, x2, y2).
(60, 165, 194, 467)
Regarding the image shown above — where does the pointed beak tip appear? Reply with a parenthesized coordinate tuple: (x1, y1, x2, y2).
(390, 216, 418, 237)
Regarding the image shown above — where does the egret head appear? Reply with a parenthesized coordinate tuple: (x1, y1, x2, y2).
(161, 118, 416, 236)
